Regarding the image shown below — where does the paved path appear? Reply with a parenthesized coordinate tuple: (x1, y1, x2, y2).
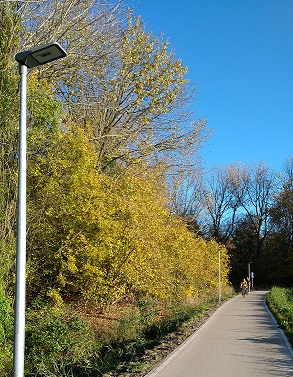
(145, 291, 293, 377)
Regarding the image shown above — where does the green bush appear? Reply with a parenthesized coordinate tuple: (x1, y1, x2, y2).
(25, 306, 97, 377)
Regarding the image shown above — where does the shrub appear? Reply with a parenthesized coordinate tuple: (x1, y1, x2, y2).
(25, 306, 97, 376)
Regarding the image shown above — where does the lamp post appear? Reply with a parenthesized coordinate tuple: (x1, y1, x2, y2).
(14, 42, 66, 377)
(248, 261, 253, 292)
(218, 248, 221, 302)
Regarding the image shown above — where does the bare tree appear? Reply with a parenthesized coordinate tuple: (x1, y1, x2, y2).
(168, 164, 206, 231)
(203, 165, 240, 244)
(231, 161, 277, 255)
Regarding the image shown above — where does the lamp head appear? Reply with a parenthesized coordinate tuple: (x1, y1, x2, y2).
(15, 42, 66, 68)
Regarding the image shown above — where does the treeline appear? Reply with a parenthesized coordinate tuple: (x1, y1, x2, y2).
(181, 161, 293, 288)
(0, 1, 230, 375)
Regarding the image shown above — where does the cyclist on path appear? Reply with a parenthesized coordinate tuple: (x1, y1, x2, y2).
(240, 278, 248, 296)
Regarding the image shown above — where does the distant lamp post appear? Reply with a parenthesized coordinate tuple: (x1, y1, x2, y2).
(248, 262, 253, 292)
(218, 248, 221, 302)
(251, 271, 254, 290)
(14, 42, 66, 377)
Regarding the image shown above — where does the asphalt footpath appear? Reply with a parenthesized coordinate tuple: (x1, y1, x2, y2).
(145, 291, 293, 377)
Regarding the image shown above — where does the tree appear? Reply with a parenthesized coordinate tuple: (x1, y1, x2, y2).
(17, 0, 124, 86)
(14, 0, 127, 164)
(270, 158, 293, 246)
(83, 15, 206, 169)
(167, 163, 206, 235)
(0, 2, 22, 286)
(230, 162, 276, 256)
(65, 13, 208, 171)
(1, 0, 226, 312)
(26, 121, 229, 309)
(199, 162, 277, 286)
(267, 158, 293, 284)
(14, 1, 208, 172)
(203, 165, 240, 244)
(0, 5, 23, 372)
(229, 216, 257, 285)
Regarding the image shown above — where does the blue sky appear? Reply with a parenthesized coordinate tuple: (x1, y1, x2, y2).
(131, 0, 293, 172)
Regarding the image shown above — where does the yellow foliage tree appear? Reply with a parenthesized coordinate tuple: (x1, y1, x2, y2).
(27, 125, 230, 310)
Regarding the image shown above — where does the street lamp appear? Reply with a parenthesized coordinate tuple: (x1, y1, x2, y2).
(14, 42, 66, 377)
(248, 261, 253, 292)
(218, 248, 221, 302)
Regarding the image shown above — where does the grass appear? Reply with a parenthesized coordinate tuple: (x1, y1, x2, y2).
(266, 287, 293, 345)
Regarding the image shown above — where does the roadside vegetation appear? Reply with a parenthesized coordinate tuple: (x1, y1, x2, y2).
(1, 2, 229, 376)
(1, 288, 234, 376)
(266, 287, 293, 346)
(1, 1, 293, 376)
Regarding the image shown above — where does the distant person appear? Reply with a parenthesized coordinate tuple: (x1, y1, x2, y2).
(240, 278, 248, 297)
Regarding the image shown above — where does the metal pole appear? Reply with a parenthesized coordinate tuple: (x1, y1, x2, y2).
(218, 248, 221, 302)
(248, 262, 251, 292)
(13, 63, 27, 377)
